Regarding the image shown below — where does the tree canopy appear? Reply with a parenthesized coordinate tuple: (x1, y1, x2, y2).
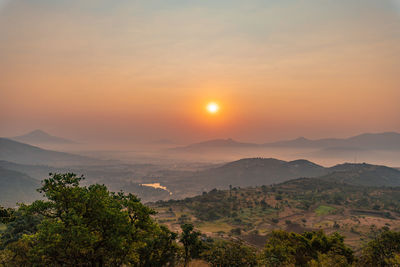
(0, 173, 179, 266)
(260, 230, 354, 267)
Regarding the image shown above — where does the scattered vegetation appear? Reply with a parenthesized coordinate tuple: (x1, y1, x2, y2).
(153, 177, 400, 250)
(315, 205, 336, 216)
(1, 173, 400, 266)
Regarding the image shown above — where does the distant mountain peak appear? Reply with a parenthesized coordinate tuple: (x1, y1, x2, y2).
(12, 130, 75, 144)
(0, 137, 97, 166)
(26, 129, 52, 137)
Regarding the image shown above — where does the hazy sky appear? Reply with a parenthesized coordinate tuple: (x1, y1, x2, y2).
(1, 0, 400, 143)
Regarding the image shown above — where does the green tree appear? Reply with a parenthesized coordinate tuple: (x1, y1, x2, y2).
(180, 223, 203, 267)
(358, 229, 400, 266)
(202, 240, 257, 267)
(260, 230, 354, 267)
(0, 206, 15, 224)
(309, 252, 351, 267)
(137, 224, 180, 266)
(2, 173, 179, 266)
(0, 209, 41, 250)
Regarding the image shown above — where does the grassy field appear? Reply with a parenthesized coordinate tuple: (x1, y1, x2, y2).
(197, 220, 233, 233)
(0, 223, 6, 232)
(315, 205, 336, 216)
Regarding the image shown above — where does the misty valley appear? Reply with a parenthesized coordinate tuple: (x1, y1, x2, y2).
(2, 130, 400, 262)
(2, 1, 400, 265)
(3, 131, 400, 206)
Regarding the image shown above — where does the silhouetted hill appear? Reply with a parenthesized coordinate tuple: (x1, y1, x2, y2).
(170, 138, 258, 152)
(159, 158, 400, 198)
(0, 167, 40, 207)
(12, 129, 75, 144)
(0, 138, 98, 166)
(0, 160, 56, 180)
(167, 158, 328, 193)
(170, 132, 400, 153)
(264, 132, 400, 150)
(322, 163, 400, 187)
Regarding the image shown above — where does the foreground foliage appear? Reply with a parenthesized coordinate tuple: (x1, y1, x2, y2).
(260, 230, 354, 266)
(202, 240, 258, 267)
(358, 229, 400, 266)
(1, 173, 400, 266)
(0, 173, 179, 266)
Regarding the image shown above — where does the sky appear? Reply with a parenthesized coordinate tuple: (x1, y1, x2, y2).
(1, 0, 400, 144)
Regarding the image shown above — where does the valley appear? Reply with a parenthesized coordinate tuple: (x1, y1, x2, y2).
(2, 132, 400, 251)
(152, 178, 400, 249)
(2, 131, 400, 265)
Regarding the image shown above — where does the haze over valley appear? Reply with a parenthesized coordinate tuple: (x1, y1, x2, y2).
(1, 1, 400, 265)
(2, 130, 400, 207)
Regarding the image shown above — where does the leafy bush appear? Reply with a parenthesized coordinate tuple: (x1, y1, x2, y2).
(358, 229, 400, 266)
(259, 230, 354, 266)
(202, 240, 257, 267)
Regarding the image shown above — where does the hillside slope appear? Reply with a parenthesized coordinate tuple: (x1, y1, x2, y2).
(0, 167, 40, 207)
(0, 138, 99, 166)
(153, 176, 400, 248)
(170, 138, 258, 152)
(192, 158, 327, 188)
(13, 129, 75, 145)
(264, 132, 400, 150)
(160, 158, 400, 198)
(324, 163, 400, 187)
(170, 132, 400, 153)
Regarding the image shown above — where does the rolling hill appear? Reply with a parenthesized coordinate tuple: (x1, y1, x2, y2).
(171, 132, 400, 153)
(0, 138, 99, 166)
(170, 138, 258, 152)
(158, 158, 400, 199)
(264, 132, 400, 150)
(323, 163, 400, 187)
(189, 158, 328, 188)
(0, 160, 58, 180)
(158, 158, 328, 197)
(0, 167, 40, 207)
(153, 174, 400, 248)
(12, 129, 75, 145)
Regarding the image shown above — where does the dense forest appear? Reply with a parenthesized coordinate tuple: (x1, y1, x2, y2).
(1, 173, 400, 266)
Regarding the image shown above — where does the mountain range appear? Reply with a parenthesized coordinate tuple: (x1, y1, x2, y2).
(2, 134, 400, 207)
(158, 157, 400, 198)
(171, 132, 400, 152)
(2, 149, 400, 206)
(265, 132, 400, 150)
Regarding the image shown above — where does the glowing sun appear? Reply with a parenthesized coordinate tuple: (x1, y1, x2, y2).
(206, 102, 219, 114)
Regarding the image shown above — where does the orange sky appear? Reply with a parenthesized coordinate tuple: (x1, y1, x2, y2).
(0, 0, 399, 143)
